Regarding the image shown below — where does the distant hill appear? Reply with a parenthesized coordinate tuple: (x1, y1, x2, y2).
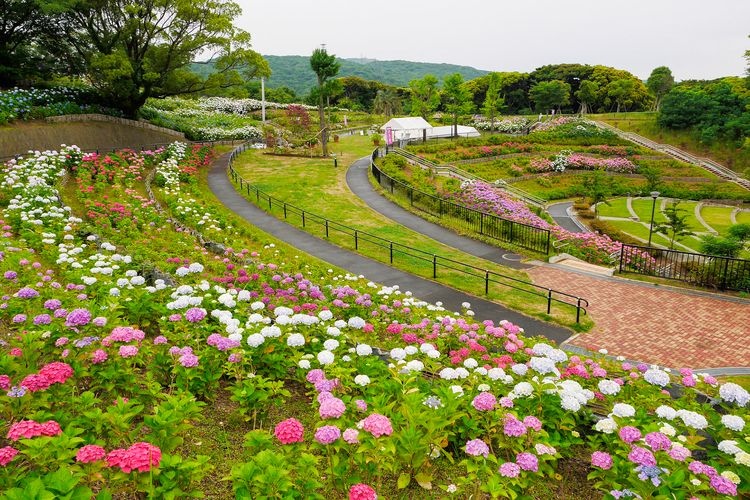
(191, 56, 489, 95)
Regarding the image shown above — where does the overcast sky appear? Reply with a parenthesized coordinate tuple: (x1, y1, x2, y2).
(237, 0, 749, 81)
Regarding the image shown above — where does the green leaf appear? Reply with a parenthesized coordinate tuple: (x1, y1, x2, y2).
(415, 472, 432, 490)
(397, 473, 411, 489)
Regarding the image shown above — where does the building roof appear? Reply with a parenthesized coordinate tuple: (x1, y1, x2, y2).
(380, 116, 432, 131)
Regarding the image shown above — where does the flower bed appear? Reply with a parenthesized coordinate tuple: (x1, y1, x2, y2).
(0, 87, 120, 124)
(450, 180, 653, 267)
(531, 152, 638, 174)
(0, 145, 747, 498)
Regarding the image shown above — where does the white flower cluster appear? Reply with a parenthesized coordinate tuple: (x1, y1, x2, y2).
(719, 383, 750, 407)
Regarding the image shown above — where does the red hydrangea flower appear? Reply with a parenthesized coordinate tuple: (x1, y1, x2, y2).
(274, 418, 305, 444)
(76, 445, 107, 463)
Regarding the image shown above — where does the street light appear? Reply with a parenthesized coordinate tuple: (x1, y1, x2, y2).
(647, 191, 660, 247)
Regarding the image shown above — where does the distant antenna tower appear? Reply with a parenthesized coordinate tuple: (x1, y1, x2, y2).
(321, 43, 326, 50)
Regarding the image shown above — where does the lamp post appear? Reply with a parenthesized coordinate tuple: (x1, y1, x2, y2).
(647, 191, 660, 247)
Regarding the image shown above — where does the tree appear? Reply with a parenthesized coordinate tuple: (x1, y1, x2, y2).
(372, 89, 402, 118)
(574, 80, 599, 114)
(580, 169, 613, 216)
(700, 235, 744, 257)
(606, 79, 638, 113)
(310, 47, 340, 157)
(728, 223, 750, 243)
(0, 0, 81, 86)
(646, 67, 675, 110)
(59, 0, 269, 118)
(639, 165, 662, 192)
(482, 72, 505, 131)
(442, 73, 473, 137)
(408, 74, 440, 119)
(654, 202, 694, 249)
(529, 80, 571, 113)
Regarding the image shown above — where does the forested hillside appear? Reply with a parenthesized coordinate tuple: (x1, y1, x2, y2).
(192, 56, 489, 95)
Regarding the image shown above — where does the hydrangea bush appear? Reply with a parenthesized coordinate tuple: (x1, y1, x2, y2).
(0, 144, 747, 498)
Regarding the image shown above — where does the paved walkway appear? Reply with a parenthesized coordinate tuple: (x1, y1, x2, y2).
(346, 158, 530, 270)
(528, 266, 750, 370)
(346, 157, 750, 370)
(547, 202, 589, 234)
(207, 153, 574, 344)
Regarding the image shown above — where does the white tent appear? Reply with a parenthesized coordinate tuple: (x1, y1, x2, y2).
(380, 117, 480, 143)
(380, 117, 432, 142)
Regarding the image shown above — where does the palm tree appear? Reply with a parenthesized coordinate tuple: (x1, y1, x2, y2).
(372, 89, 402, 118)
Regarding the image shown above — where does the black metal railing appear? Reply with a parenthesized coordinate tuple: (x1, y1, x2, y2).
(226, 144, 588, 322)
(619, 243, 750, 292)
(371, 149, 551, 254)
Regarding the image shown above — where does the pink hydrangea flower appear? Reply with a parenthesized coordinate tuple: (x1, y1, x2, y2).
(465, 438, 490, 458)
(499, 462, 520, 478)
(319, 397, 346, 419)
(644, 432, 671, 451)
(76, 445, 107, 463)
(343, 428, 359, 444)
(91, 349, 108, 364)
(19, 374, 52, 392)
(361, 414, 393, 438)
(274, 418, 304, 444)
(503, 415, 527, 437)
(628, 446, 656, 467)
(471, 392, 497, 411)
(523, 416, 542, 431)
(0, 446, 19, 466)
(118, 345, 138, 358)
(619, 426, 642, 444)
(349, 483, 377, 500)
(314, 425, 341, 445)
(38, 362, 73, 384)
(516, 452, 538, 472)
(591, 451, 613, 469)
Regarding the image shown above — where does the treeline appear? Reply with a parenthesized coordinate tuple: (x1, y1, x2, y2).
(319, 64, 655, 115)
(659, 77, 750, 145)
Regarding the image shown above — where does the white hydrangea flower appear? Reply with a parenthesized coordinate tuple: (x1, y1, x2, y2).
(561, 394, 581, 412)
(488, 368, 506, 381)
(318, 310, 333, 321)
(390, 348, 406, 360)
(246, 333, 264, 347)
(718, 440, 741, 455)
(274, 306, 294, 317)
(511, 364, 528, 376)
(644, 368, 670, 387)
(250, 301, 265, 311)
(598, 379, 621, 396)
(735, 451, 750, 466)
(347, 316, 366, 329)
(655, 405, 677, 420)
(594, 418, 618, 434)
(529, 357, 557, 375)
(404, 360, 424, 373)
(676, 409, 708, 430)
(298, 359, 311, 369)
(260, 325, 281, 338)
(323, 339, 339, 351)
(439, 368, 457, 380)
(611, 403, 636, 418)
(719, 383, 750, 407)
(326, 326, 341, 337)
(721, 415, 745, 432)
(356, 344, 372, 356)
(450, 385, 464, 396)
(317, 350, 335, 365)
(463, 358, 478, 369)
(454, 367, 469, 379)
(286, 333, 305, 347)
(513, 382, 533, 397)
(354, 374, 371, 386)
(659, 423, 676, 436)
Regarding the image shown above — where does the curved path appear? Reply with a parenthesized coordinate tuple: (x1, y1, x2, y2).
(346, 156, 750, 371)
(345, 158, 531, 270)
(546, 201, 590, 234)
(207, 152, 574, 344)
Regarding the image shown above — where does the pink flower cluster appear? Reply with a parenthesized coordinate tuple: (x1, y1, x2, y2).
(360, 414, 393, 438)
(18, 362, 74, 392)
(105, 442, 162, 473)
(7, 420, 62, 441)
(274, 418, 304, 444)
(103, 326, 145, 345)
(0, 446, 19, 466)
(349, 483, 377, 500)
(76, 444, 107, 463)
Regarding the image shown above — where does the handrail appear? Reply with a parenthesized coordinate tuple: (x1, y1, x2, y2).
(375, 150, 551, 253)
(224, 143, 588, 322)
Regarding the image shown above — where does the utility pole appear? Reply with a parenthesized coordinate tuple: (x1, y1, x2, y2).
(261, 77, 266, 123)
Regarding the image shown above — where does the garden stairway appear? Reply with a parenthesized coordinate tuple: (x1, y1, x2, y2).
(592, 121, 750, 191)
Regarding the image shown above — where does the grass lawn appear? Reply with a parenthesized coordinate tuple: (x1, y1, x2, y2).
(700, 206, 736, 234)
(592, 112, 749, 175)
(230, 135, 591, 332)
(737, 211, 750, 225)
(595, 197, 630, 218)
